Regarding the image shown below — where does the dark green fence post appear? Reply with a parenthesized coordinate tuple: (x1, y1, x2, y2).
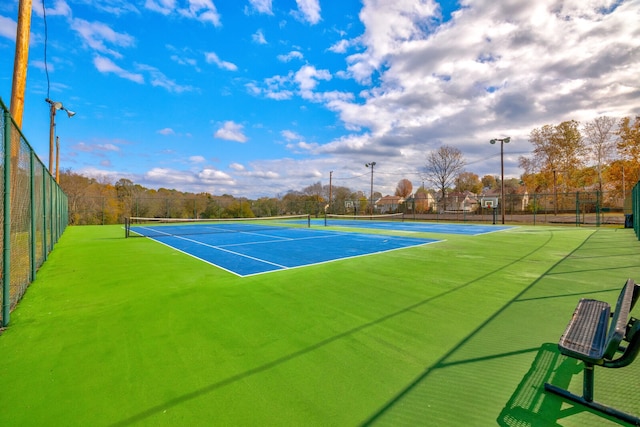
(2, 108, 12, 326)
(596, 191, 601, 227)
(30, 151, 36, 281)
(575, 191, 579, 227)
(42, 168, 48, 261)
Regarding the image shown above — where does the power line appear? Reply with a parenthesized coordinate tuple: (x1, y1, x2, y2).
(43, 0, 51, 99)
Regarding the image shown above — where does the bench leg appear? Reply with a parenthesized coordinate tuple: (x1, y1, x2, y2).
(544, 361, 640, 424)
(583, 363, 594, 402)
(545, 383, 640, 425)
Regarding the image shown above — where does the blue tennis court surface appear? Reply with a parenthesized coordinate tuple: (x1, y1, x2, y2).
(320, 219, 513, 235)
(131, 226, 440, 277)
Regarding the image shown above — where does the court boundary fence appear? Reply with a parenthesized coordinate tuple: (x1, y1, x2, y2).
(1, 98, 68, 327)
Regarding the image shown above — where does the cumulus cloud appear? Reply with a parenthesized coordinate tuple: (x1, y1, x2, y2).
(307, 0, 640, 189)
(294, 65, 331, 97)
(214, 121, 248, 142)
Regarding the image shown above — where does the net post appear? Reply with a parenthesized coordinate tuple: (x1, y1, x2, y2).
(125, 217, 130, 238)
(307, 214, 311, 228)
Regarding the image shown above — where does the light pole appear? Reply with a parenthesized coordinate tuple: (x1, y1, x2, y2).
(46, 98, 75, 181)
(365, 162, 376, 215)
(489, 137, 510, 224)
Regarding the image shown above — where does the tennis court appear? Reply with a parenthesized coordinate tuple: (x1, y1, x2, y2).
(3, 223, 640, 426)
(322, 215, 513, 235)
(128, 217, 441, 276)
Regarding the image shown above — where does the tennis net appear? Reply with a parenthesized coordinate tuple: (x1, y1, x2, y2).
(324, 213, 404, 226)
(125, 214, 311, 238)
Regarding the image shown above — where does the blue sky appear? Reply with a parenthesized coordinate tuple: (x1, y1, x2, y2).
(1, 0, 639, 198)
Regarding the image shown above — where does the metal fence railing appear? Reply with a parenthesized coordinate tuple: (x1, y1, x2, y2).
(1, 98, 68, 327)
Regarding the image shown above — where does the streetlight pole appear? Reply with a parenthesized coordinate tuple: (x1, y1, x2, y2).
(46, 98, 75, 180)
(489, 137, 510, 224)
(365, 162, 376, 215)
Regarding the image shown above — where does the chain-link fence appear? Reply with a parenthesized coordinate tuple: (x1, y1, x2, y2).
(68, 189, 629, 228)
(1, 98, 68, 327)
(401, 191, 626, 226)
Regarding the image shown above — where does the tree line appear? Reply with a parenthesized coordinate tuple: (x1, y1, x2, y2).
(60, 115, 639, 225)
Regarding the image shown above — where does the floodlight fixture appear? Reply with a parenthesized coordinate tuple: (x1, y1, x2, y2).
(489, 136, 511, 224)
(365, 162, 376, 214)
(46, 98, 75, 182)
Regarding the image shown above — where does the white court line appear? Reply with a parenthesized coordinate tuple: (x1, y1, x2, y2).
(133, 226, 442, 277)
(139, 227, 289, 270)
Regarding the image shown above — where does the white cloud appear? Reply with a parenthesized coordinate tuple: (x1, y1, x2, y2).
(33, 0, 72, 17)
(136, 63, 195, 93)
(0, 16, 16, 41)
(93, 56, 144, 83)
(229, 162, 245, 171)
(143, 0, 174, 16)
(170, 54, 199, 71)
(204, 52, 238, 71)
(198, 168, 234, 183)
(293, 0, 321, 25)
(189, 155, 206, 163)
(214, 121, 248, 142)
(179, 0, 221, 26)
(145, 0, 221, 26)
(72, 18, 136, 58)
(157, 128, 175, 135)
(277, 51, 303, 62)
(252, 29, 267, 44)
(295, 65, 331, 98)
(71, 141, 121, 166)
(328, 39, 351, 54)
(281, 130, 302, 141)
(248, 0, 273, 15)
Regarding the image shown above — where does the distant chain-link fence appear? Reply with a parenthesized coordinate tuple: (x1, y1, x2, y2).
(1, 98, 68, 327)
(70, 190, 629, 228)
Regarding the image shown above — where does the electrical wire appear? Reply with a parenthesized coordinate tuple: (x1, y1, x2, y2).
(43, 0, 50, 100)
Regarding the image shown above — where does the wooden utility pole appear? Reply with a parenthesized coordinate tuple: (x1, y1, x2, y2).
(10, 0, 33, 128)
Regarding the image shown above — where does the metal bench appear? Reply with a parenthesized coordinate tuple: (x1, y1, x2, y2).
(545, 278, 640, 425)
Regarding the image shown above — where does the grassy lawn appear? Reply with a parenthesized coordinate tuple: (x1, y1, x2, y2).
(1, 224, 639, 426)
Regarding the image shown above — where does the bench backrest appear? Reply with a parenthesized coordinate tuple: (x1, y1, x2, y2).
(603, 279, 638, 359)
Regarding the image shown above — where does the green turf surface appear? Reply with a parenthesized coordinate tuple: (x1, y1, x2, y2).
(1, 224, 640, 426)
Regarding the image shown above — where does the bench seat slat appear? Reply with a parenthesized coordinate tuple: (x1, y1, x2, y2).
(558, 299, 610, 363)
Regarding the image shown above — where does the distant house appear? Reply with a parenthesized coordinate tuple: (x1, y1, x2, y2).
(445, 191, 478, 212)
(375, 195, 404, 213)
(406, 191, 436, 213)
